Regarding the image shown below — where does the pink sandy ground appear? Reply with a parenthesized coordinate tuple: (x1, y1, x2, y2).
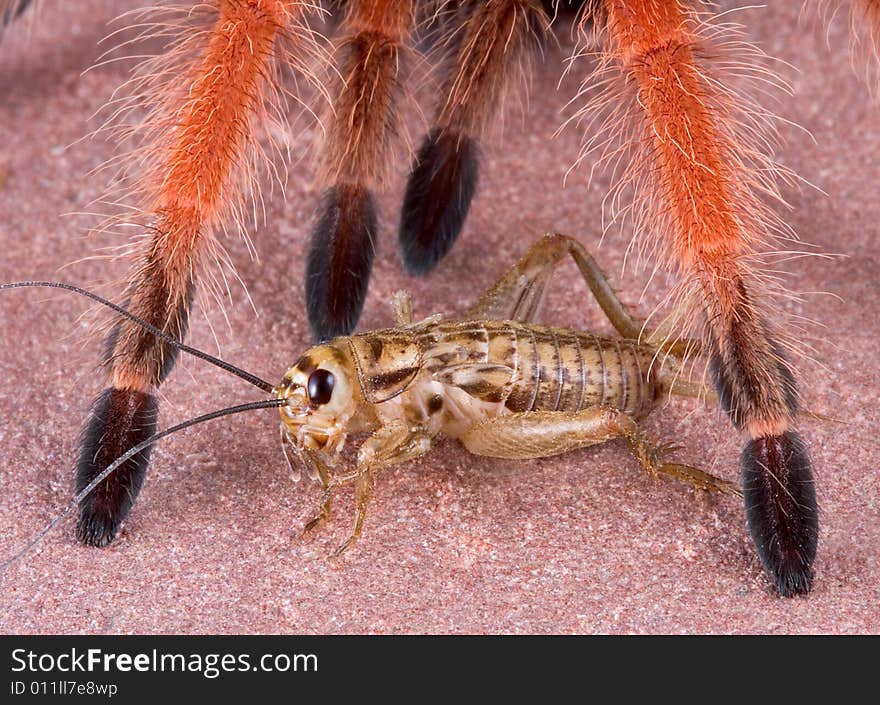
(0, 1, 877, 634)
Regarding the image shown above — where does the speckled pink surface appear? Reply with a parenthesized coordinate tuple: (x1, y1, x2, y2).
(0, 2, 877, 634)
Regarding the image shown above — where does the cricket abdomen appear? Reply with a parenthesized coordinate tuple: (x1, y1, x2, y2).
(417, 321, 659, 418)
(500, 324, 658, 417)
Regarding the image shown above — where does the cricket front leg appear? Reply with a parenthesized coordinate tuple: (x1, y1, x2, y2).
(458, 408, 739, 496)
(280, 426, 336, 532)
(331, 422, 433, 557)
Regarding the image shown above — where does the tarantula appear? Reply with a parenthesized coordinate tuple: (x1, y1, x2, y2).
(4, 0, 869, 597)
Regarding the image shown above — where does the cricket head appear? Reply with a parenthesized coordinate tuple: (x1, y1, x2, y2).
(276, 341, 366, 460)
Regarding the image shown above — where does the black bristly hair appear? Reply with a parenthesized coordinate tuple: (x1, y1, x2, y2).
(305, 184, 377, 342)
(0, 282, 275, 393)
(399, 129, 479, 276)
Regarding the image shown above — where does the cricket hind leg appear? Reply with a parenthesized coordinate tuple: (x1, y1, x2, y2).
(464, 233, 637, 327)
(458, 407, 740, 496)
(465, 233, 700, 358)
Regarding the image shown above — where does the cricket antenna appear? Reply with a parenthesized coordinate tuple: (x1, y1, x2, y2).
(0, 397, 287, 570)
(0, 281, 276, 393)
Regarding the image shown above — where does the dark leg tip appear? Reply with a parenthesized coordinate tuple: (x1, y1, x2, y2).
(76, 514, 120, 548)
(742, 431, 818, 597)
(305, 183, 377, 342)
(2, 0, 32, 28)
(76, 388, 158, 547)
(399, 128, 478, 276)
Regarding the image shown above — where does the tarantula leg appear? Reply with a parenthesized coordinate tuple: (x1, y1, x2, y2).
(399, 128, 478, 276)
(78, 261, 194, 546)
(1, 0, 31, 28)
(601, 0, 817, 594)
(306, 183, 376, 341)
(76, 389, 159, 547)
(741, 431, 817, 597)
(78, 0, 297, 546)
(399, 0, 549, 276)
(307, 0, 417, 341)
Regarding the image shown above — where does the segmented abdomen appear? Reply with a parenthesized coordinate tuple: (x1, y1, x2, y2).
(422, 322, 659, 417)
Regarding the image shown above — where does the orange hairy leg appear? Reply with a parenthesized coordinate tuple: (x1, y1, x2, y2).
(306, 0, 417, 341)
(600, 0, 816, 595)
(853, 0, 880, 44)
(78, 0, 299, 546)
(399, 0, 549, 275)
(847, 0, 880, 83)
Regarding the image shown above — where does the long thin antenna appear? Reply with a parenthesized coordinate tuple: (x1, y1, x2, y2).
(0, 282, 275, 393)
(1, 397, 287, 570)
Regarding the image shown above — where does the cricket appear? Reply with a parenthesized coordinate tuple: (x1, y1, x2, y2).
(2, 235, 751, 579)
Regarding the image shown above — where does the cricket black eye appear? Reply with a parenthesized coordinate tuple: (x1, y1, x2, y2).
(307, 369, 335, 405)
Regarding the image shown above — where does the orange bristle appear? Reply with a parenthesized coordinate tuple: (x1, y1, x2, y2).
(844, 0, 880, 88)
(434, 0, 549, 140)
(105, 0, 306, 390)
(317, 0, 416, 188)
